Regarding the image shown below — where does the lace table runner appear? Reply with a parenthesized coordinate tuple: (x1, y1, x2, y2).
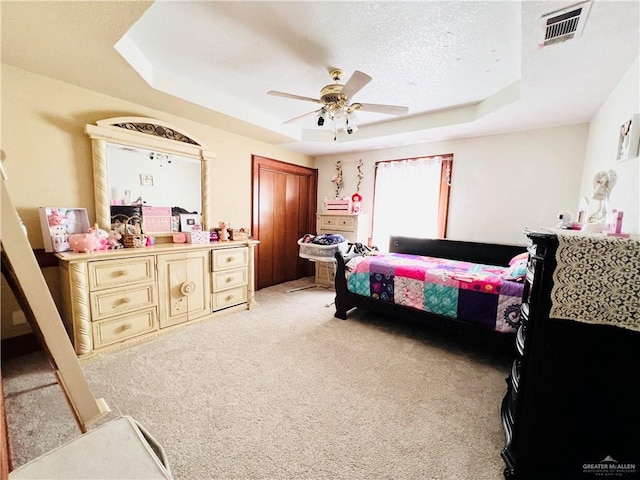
(550, 231, 640, 332)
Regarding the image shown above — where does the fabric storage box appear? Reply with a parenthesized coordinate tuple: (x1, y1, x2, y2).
(186, 231, 210, 244)
(142, 206, 172, 233)
(324, 199, 352, 215)
(230, 228, 250, 241)
(298, 238, 348, 260)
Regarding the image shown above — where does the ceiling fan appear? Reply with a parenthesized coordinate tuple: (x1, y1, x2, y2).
(267, 67, 409, 133)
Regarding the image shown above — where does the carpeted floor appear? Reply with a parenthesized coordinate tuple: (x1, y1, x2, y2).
(2, 277, 513, 479)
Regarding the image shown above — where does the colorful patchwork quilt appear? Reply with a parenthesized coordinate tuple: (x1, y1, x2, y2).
(346, 253, 524, 333)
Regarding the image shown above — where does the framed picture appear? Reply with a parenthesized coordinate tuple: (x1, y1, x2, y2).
(38, 207, 90, 253)
(616, 113, 640, 162)
(139, 173, 154, 187)
(179, 213, 202, 232)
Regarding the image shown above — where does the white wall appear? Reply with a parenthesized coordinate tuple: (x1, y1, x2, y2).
(316, 124, 589, 246)
(580, 56, 640, 235)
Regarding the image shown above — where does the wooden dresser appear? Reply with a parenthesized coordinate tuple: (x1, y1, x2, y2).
(315, 213, 370, 286)
(501, 229, 640, 479)
(57, 240, 258, 356)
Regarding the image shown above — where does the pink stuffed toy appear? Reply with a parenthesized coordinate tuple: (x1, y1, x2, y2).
(47, 210, 66, 226)
(85, 224, 110, 251)
(68, 232, 102, 253)
(69, 225, 111, 253)
(218, 221, 229, 241)
(107, 230, 123, 249)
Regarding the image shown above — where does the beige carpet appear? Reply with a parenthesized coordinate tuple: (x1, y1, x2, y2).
(2, 278, 513, 479)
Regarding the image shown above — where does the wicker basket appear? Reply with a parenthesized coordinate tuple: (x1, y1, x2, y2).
(112, 214, 147, 248)
(123, 232, 147, 248)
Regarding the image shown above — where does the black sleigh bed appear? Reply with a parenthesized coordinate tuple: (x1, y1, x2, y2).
(334, 236, 529, 334)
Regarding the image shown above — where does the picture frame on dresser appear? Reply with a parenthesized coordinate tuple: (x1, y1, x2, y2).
(38, 207, 90, 253)
(179, 213, 201, 232)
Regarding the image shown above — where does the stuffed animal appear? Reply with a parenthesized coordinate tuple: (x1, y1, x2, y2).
(218, 221, 229, 241)
(107, 230, 123, 249)
(351, 193, 362, 214)
(47, 209, 66, 226)
(88, 224, 110, 251)
(68, 232, 102, 253)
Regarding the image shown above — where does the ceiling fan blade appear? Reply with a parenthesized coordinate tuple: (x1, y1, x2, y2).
(357, 102, 409, 116)
(267, 90, 321, 104)
(283, 109, 320, 124)
(340, 70, 372, 98)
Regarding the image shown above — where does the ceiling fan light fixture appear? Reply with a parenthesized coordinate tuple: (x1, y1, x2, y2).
(333, 108, 347, 130)
(345, 111, 359, 134)
(269, 67, 408, 140)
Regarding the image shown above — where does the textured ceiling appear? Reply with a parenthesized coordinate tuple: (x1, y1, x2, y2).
(2, 1, 639, 156)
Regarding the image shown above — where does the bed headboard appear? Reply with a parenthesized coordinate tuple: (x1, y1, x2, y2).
(389, 236, 526, 267)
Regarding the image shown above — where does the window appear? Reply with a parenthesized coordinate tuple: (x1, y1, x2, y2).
(371, 155, 452, 251)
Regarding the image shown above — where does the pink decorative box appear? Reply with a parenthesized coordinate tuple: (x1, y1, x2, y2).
(324, 199, 352, 215)
(142, 206, 172, 233)
(186, 231, 210, 244)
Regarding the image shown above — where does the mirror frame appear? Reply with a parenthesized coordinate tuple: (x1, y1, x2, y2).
(85, 117, 215, 233)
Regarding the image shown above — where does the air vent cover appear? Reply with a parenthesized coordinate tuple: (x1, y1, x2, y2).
(538, 0, 592, 47)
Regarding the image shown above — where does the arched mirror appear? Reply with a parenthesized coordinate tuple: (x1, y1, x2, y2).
(85, 117, 214, 235)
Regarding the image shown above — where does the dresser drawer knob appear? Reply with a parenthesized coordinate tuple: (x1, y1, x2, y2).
(225, 277, 232, 283)
(227, 257, 233, 263)
(226, 294, 234, 301)
(180, 281, 196, 296)
(122, 323, 132, 331)
(121, 297, 131, 304)
(119, 270, 129, 276)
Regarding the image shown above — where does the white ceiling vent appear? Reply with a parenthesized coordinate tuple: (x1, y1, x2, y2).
(538, 1, 592, 48)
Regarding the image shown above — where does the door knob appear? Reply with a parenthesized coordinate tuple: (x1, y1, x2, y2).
(180, 281, 196, 296)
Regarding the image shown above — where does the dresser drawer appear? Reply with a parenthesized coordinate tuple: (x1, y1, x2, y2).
(319, 215, 356, 232)
(90, 283, 156, 321)
(212, 285, 247, 311)
(212, 267, 248, 292)
(211, 247, 248, 271)
(314, 261, 336, 286)
(527, 239, 548, 259)
(92, 308, 158, 348)
(88, 256, 155, 291)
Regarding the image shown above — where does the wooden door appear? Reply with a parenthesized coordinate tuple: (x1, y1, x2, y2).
(252, 156, 317, 289)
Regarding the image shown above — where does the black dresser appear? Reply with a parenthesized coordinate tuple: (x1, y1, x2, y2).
(501, 229, 640, 479)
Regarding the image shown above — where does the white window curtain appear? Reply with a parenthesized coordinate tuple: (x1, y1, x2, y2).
(372, 156, 443, 251)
